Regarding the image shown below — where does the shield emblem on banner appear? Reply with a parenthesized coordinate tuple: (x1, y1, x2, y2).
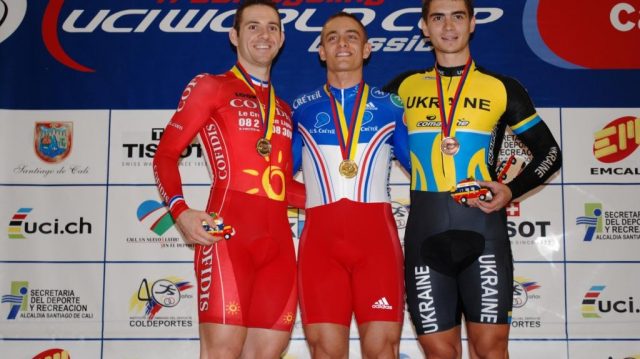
(34, 122, 73, 163)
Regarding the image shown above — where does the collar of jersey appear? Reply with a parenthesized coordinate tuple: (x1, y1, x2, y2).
(249, 74, 268, 88)
(435, 63, 467, 77)
(327, 82, 361, 99)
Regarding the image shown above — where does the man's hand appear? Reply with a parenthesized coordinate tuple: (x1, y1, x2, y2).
(175, 209, 222, 246)
(473, 181, 513, 214)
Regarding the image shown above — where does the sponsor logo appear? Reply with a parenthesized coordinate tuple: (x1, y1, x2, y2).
(7, 208, 93, 239)
(121, 127, 203, 169)
(33, 349, 71, 359)
(390, 93, 403, 108)
(8, 207, 31, 239)
(512, 277, 541, 309)
(34, 122, 73, 163)
(0, 0, 27, 45)
(576, 203, 603, 241)
(391, 200, 409, 230)
(1, 281, 28, 319)
(582, 285, 640, 319)
(577, 203, 640, 241)
(506, 202, 554, 247)
(592, 116, 640, 174)
(511, 277, 542, 329)
(136, 200, 175, 236)
(372, 297, 393, 310)
(41, 2, 502, 72)
(288, 207, 303, 240)
(2, 281, 95, 320)
(370, 87, 389, 99)
(129, 276, 194, 328)
(524, 0, 640, 69)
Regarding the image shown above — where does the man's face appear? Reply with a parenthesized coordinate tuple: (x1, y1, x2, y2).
(318, 16, 371, 74)
(229, 5, 284, 70)
(422, 0, 475, 56)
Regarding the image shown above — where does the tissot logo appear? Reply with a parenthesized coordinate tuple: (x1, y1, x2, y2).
(0, 0, 27, 45)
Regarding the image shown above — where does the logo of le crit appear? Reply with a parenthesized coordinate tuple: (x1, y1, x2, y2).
(130, 277, 192, 319)
(576, 203, 603, 241)
(0, 0, 27, 45)
(8, 207, 31, 239)
(524, 0, 640, 69)
(33, 349, 71, 359)
(1, 281, 29, 320)
(512, 277, 541, 308)
(582, 285, 606, 318)
(34, 122, 73, 163)
(593, 116, 640, 163)
(136, 200, 175, 236)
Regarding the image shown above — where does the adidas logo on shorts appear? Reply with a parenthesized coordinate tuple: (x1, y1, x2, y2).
(372, 297, 393, 310)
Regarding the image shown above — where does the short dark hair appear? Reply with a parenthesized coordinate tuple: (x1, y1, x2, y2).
(320, 12, 368, 44)
(232, 0, 281, 33)
(422, 0, 474, 21)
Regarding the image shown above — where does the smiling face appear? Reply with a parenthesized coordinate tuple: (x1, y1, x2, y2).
(318, 15, 371, 77)
(422, 0, 476, 66)
(229, 4, 284, 76)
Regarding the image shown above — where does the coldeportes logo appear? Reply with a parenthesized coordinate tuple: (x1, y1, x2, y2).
(524, 0, 640, 69)
(0, 0, 27, 45)
(34, 121, 73, 163)
(137, 200, 174, 236)
(33, 349, 71, 359)
(576, 203, 603, 241)
(593, 116, 640, 163)
(131, 277, 192, 319)
(1, 281, 28, 320)
(582, 285, 640, 318)
(512, 277, 541, 309)
(7, 208, 93, 239)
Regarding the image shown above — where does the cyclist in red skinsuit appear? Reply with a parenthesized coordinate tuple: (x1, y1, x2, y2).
(153, 1, 299, 358)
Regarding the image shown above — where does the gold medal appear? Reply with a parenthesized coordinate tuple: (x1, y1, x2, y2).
(256, 138, 272, 157)
(339, 159, 358, 178)
(440, 136, 460, 156)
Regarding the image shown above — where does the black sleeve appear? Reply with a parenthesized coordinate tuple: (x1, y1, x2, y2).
(502, 78, 562, 199)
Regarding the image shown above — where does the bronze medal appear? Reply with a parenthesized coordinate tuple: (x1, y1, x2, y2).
(256, 138, 272, 157)
(339, 159, 358, 178)
(440, 136, 460, 156)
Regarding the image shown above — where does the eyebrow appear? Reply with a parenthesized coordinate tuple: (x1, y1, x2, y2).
(324, 29, 362, 38)
(430, 10, 468, 18)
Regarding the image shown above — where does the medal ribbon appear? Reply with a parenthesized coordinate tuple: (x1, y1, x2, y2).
(231, 63, 276, 141)
(435, 57, 472, 139)
(324, 81, 369, 162)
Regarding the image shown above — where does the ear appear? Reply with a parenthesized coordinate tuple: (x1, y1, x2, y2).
(229, 28, 239, 47)
(318, 42, 327, 62)
(362, 41, 372, 60)
(469, 15, 476, 34)
(420, 18, 429, 39)
(278, 29, 285, 49)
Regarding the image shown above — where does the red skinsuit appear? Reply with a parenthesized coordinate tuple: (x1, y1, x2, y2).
(153, 70, 297, 330)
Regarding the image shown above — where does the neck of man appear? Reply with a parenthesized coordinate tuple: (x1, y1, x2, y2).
(238, 59, 270, 82)
(326, 69, 362, 89)
(435, 49, 471, 68)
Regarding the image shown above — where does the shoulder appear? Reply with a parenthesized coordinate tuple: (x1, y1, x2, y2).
(291, 85, 326, 112)
(366, 85, 405, 112)
(474, 66, 529, 97)
(383, 68, 431, 94)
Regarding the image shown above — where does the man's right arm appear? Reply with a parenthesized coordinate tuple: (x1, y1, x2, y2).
(153, 74, 220, 245)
